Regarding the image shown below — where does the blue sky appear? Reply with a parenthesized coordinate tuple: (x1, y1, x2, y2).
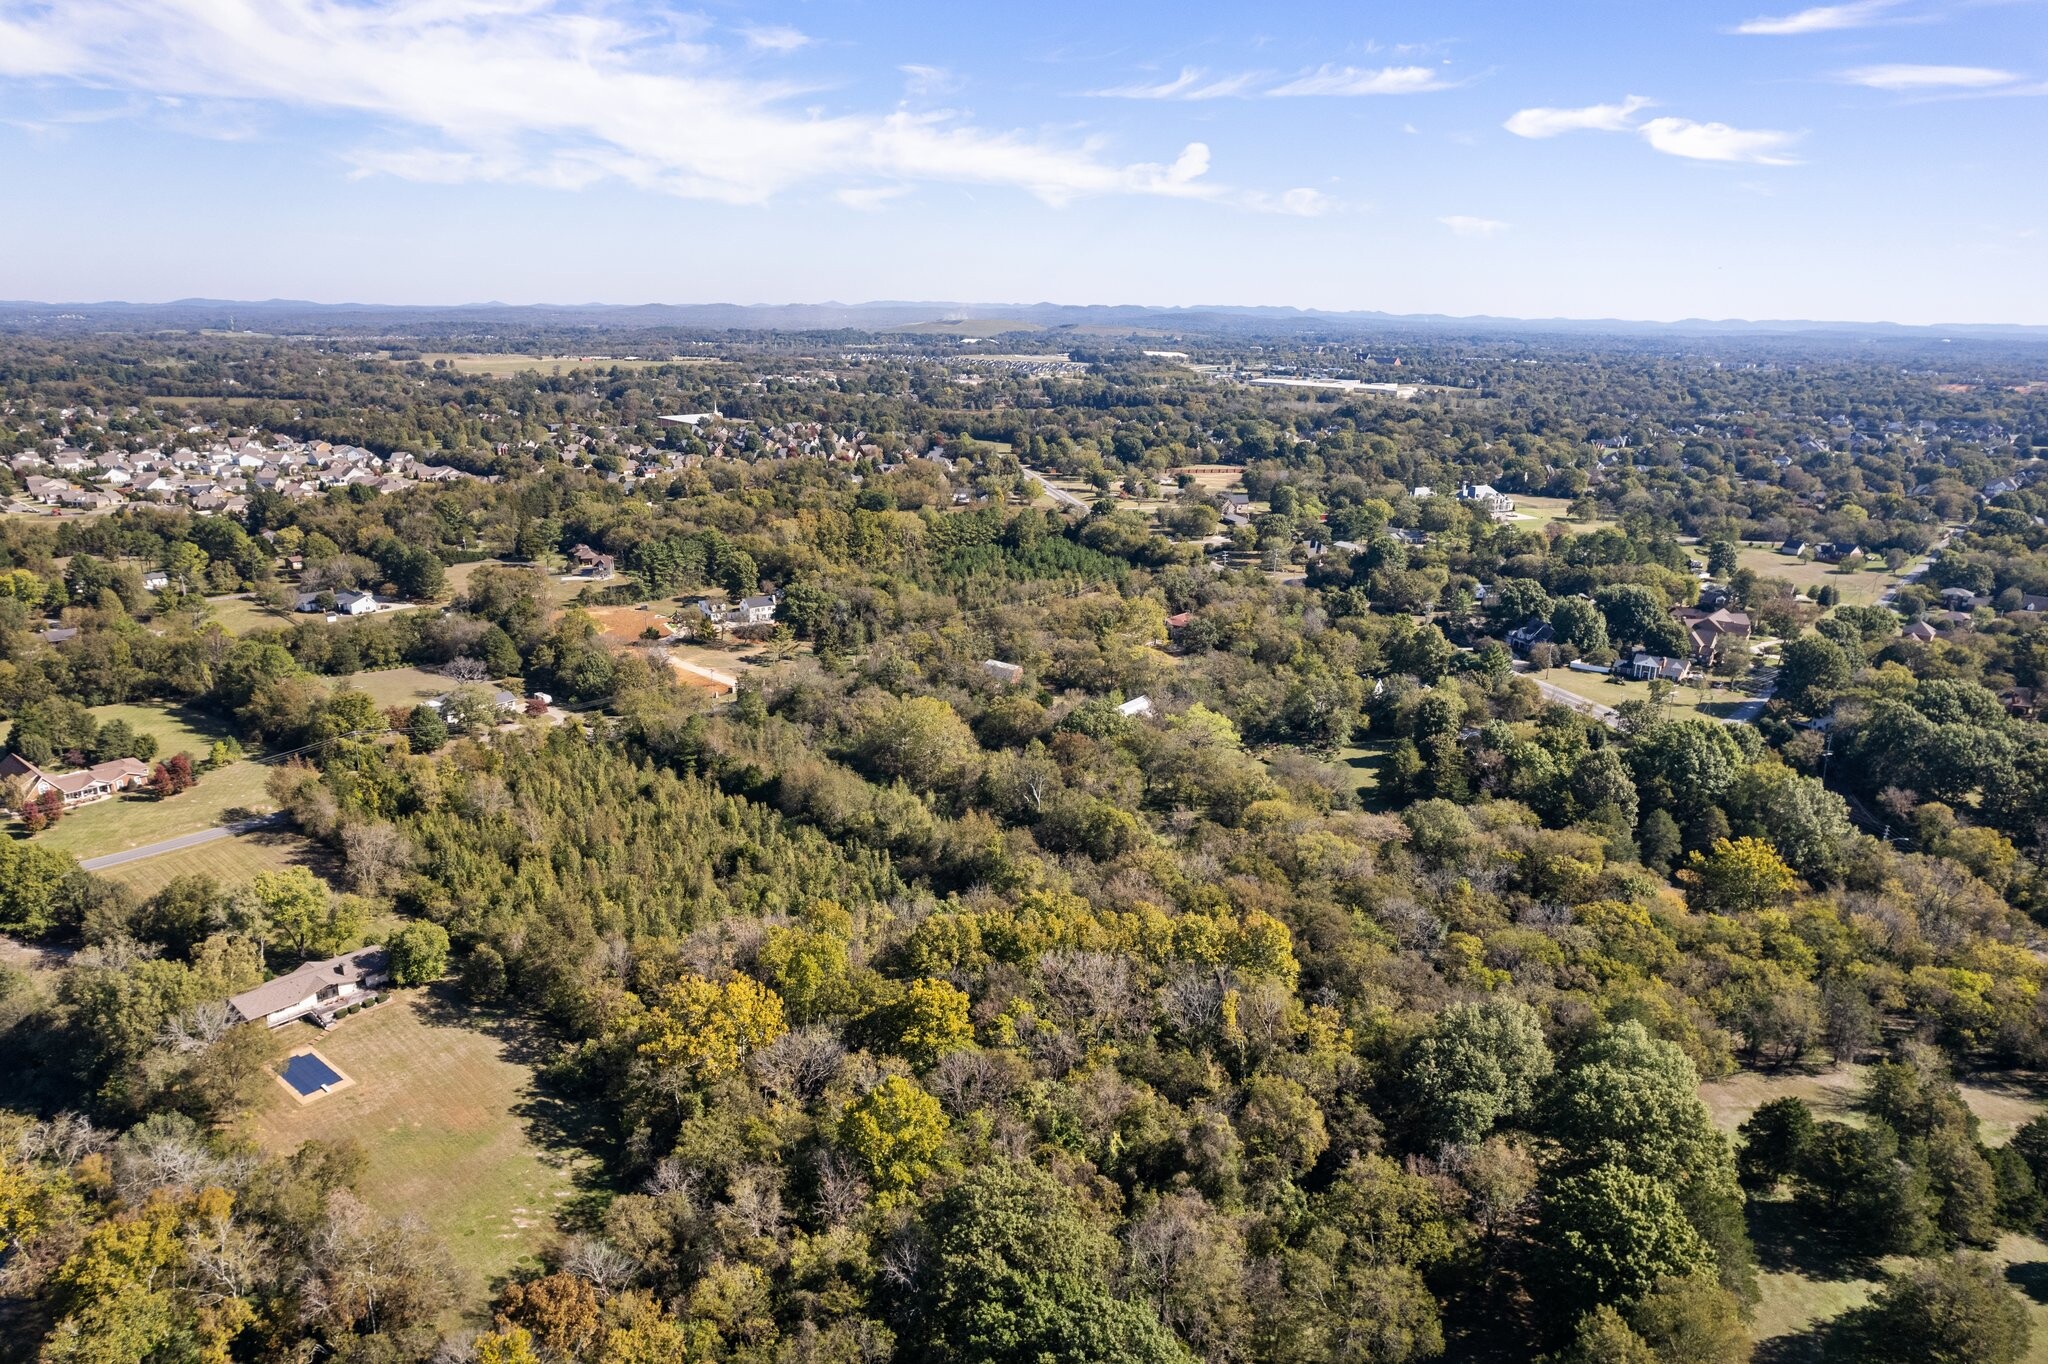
(0, 0, 2043, 322)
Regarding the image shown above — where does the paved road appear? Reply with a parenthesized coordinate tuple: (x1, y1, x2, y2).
(1523, 672, 1620, 727)
(1025, 469, 1091, 513)
(78, 813, 288, 871)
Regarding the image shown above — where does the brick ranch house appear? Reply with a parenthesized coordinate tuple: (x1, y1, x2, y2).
(0, 752, 152, 807)
(226, 946, 390, 1028)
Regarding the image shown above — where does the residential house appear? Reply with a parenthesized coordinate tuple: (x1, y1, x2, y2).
(140, 570, 170, 592)
(1622, 652, 1693, 683)
(294, 590, 378, 616)
(1456, 483, 1516, 519)
(729, 593, 779, 628)
(0, 753, 151, 807)
(2020, 595, 2048, 613)
(1816, 543, 1863, 565)
(569, 544, 616, 578)
(225, 946, 390, 1028)
(2000, 687, 2038, 719)
(1778, 538, 1810, 558)
(1507, 617, 1556, 654)
(1902, 620, 1939, 642)
(1672, 607, 1753, 662)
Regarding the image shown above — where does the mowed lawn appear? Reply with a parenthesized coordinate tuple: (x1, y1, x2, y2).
(93, 828, 329, 898)
(1508, 493, 1618, 534)
(0, 700, 223, 760)
(248, 993, 599, 1317)
(9, 701, 275, 856)
(444, 559, 588, 610)
(201, 593, 296, 635)
(1737, 544, 1898, 607)
(1747, 1225, 2048, 1361)
(332, 666, 469, 710)
(1705, 1065, 2048, 1359)
(31, 758, 274, 856)
(1527, 665, 1751, 720)
(1701, 1063, 2048, 1148)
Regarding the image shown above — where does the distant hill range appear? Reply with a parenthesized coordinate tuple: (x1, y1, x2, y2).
(2, 297, 2045, 342)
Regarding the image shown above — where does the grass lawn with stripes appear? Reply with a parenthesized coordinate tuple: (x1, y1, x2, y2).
(247, 991, 603, 1320)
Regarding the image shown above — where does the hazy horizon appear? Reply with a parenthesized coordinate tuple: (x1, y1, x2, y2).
(3, 1, 2044, 323)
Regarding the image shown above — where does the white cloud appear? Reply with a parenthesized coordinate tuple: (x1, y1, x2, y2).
(738, 24, 810, 54)
(1439, 215, 1507, 238)
(1267, 64, 1449, 97)
(1840, 63, 2020, 89)
(0, 0, 1289, 210)
(898, 64, 962, 97)
(1268, 187, 1333, 216)
(1089, 66, 1262, 100)
(1734, 0, 1898, 35)
(1503, 95, 1653, 138)
(1637, 117, 1802, 164)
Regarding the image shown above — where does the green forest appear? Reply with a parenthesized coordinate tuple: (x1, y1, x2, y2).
(3, 323, 2048, 1363)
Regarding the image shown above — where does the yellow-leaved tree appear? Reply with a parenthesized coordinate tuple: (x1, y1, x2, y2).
(637, 974, 787, 1085)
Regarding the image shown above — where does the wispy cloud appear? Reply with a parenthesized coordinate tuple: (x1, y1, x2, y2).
(1090, 62, 1450, 100)
(1503, 95, 1653, 138)
(898, 64, 962, 98)
(1439, 215, 1507, 238)
(1638, 117, 1801, 164)
(1840, 63, 2020, 89)
(1734, 0, 1900, 34)
(738, 24, 811, 54)
(1267, 64, 1450, 97)
(0, 0, 1322, 212)
(1502, 94, 1800, 165)
(1089, 66, 1263, 100)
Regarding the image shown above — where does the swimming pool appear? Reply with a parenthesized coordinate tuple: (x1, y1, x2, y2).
(280, 1052, 345, 1096)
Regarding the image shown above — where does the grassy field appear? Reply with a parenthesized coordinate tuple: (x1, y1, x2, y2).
(331, 666, 471, 710)
(1747, 1222, 2048, 1361)
(5, 702, 276, 856)
(1737, 544, 1897, 607)
(445, 559, 588, 610)
(1528, 665, 1751, 720)
(1337, 740, 1397, 811)
(31, 759, 274, 856)
(201, 593, 294, 635)
(1701, 1063, 2048, 1148)
(247, 992, 602, 1318)
(0, 700, 226, 759)
(1507, 493, 1618, 534)
(1705, 1065, 2048, 1358)
(92, 828, 329, 898)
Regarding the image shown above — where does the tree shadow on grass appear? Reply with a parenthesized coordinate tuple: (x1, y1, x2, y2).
(411, 982, 617, 1232)
(2007, 1258, 2048, 1305)
(1748, 1196, 1884, 1283)
(1753, 1313, 1865, 1364)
